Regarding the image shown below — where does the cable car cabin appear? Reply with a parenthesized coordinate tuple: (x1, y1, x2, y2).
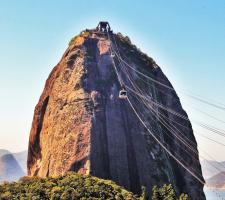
(110, 52, 115, 57)
(119, 89, 127, 99)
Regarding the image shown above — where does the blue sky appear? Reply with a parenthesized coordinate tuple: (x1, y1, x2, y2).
(0, 0, 225, 161)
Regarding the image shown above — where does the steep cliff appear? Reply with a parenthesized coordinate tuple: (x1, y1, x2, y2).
(27, 27, 205, 199)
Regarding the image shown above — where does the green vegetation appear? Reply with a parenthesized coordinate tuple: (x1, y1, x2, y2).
(69, 31, 89, 46)
(0, 173, 137, 200)
(117, 33, 134, 49)
(152, 184, 189, 200)
(69, 35, 79, 46)
(80, 31, 90, 38)
(0, 173, 189, 200)
(116, 32, 156, 69)
(69, 35, 85, 46)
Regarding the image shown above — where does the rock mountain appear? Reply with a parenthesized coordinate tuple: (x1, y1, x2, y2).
(206, 172, 225, 189)
(0, 150, 27, 182)
(28, 24, 205, 199)
(201, 159, 225, 179)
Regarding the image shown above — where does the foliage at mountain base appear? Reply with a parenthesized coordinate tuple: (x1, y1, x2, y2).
(152, 184, 189, 200)
(0, 172, 137, 200)
(0, 172, 189, 200)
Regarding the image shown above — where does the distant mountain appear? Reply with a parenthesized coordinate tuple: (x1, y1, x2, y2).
(0, 149, 10, 157)
(0, 154, 25, 182)
(13, 151, 27, 173)
(206, 172, 225, 189)
(0, 149, 27, 182)
(201, 159, 225, 179)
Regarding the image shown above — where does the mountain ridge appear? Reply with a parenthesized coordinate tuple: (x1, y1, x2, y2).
(0, 149, 27, 182)
(206, 172, 225, 189)
(0, 154, 25, 183)
(201, 159, 225, 179)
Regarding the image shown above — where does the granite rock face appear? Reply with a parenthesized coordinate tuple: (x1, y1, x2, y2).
(28, 30, 205, 198)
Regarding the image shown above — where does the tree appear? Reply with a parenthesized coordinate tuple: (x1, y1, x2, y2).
(151, 184, 188, 200)
(1, 191, 12, 200)
(159, 184, 176, 200)
(140, 186, 147, 200)
(61, 187, 77, 200)
(50, 186, 63, 200)
(152, 185, 161, 200)
(179, 193, 189, 200)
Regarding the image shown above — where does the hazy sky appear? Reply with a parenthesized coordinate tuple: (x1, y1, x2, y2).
(0, 0, 225, 161)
